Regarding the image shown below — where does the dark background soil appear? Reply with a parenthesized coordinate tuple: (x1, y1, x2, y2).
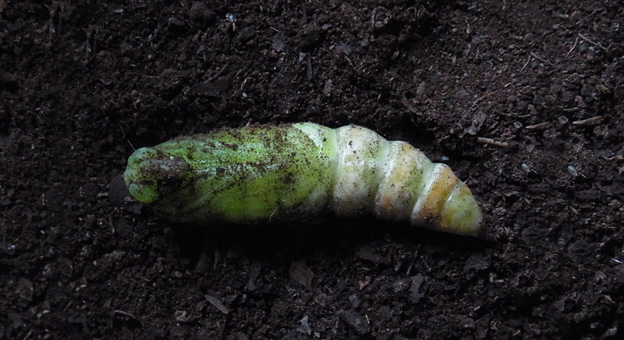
(1, 1, 623, 339)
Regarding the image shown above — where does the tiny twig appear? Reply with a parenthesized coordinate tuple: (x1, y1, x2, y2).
(529, 52, 554, 66)
(525, 121, 552, 130)
(205, 295, 230, 315)
(477, 137, 508, 147)
(520, 54, 531, 72)
(566, 36, 579, 57)
(269, 208, 278, 222)
(577, 33, 608, 52)
(207, 63, 230, 83)
(572, 115, 603, 126)
(470, 92, 496, 110)
(22, 330, 33, 340)
(113, 310, 137, 319)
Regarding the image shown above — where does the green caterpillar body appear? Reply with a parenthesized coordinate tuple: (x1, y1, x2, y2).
(124, 123, 484, 236)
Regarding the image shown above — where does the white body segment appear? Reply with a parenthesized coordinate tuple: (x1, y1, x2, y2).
(293, 123, 483, 236)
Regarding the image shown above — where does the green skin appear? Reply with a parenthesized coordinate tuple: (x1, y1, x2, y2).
(124, 123, 484, 236)
(124, 124, 338, 222)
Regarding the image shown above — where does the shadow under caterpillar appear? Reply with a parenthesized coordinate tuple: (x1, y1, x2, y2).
(124, 123, 484, 237)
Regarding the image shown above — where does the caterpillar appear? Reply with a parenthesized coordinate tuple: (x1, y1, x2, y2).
(124, 123, 484, 236)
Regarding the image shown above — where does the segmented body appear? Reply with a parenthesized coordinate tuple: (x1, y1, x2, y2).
(124, 123, 483, 236)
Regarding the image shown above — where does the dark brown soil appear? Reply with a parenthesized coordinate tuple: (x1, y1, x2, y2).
(1, 1, 623, 339)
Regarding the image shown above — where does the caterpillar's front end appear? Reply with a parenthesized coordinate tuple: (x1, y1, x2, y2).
(124, 124, 338, 223)
(123, 145, 197, 218)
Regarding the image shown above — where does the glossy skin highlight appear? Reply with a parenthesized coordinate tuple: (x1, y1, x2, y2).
(124, 123, 483, 236)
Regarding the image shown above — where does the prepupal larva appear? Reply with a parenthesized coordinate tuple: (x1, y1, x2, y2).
(124, 123, 484, 236)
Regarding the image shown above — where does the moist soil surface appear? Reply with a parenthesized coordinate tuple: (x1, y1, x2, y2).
(1, 1, 623, 339)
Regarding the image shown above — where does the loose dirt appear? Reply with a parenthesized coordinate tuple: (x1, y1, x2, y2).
(1, 1, 623, 339)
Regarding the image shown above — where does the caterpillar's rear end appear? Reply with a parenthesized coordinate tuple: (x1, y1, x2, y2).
(330, 125, 482, 237)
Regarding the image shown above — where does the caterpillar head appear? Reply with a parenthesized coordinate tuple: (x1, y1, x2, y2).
(124, 146, 194, 215)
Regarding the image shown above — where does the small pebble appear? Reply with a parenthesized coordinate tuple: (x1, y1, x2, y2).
(348, 294, 361, 308)
(567, 165, 579, 177)
(521, 163, 531, 173)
